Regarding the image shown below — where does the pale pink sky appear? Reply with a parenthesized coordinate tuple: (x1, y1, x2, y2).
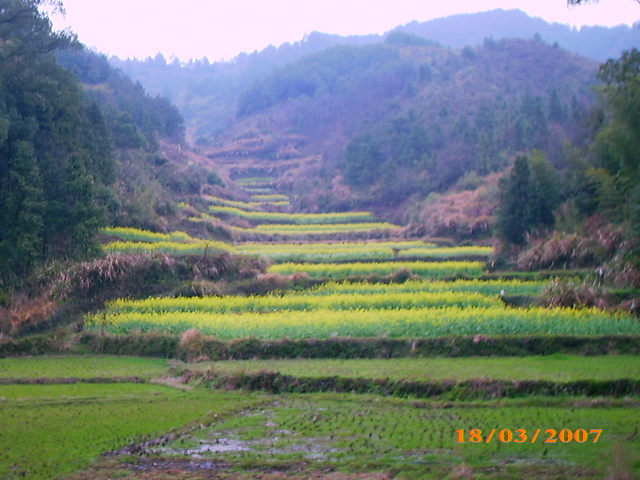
(50, 0, 640, 61)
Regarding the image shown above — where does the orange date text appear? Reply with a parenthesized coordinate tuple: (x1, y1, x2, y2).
(455, 428, 602, 444)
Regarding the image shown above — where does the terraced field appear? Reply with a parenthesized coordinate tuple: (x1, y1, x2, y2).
(101, 227, 491, 262)
(5, 187, 640, 479)
(86, 286, 639, 338)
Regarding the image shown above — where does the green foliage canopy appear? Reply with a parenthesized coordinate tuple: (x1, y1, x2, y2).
(0, 0, 115, 282)
(497, 153, 561, 245)
(588, 49, 640, 257)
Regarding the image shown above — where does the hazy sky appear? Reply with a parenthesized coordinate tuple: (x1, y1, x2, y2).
(50, 0, 640, 61)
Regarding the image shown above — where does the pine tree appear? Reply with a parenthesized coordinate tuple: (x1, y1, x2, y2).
(62, 153, 103, 259)
(0, 141, 45, 277)
(529, 150, 561, 228)
(496, 156, 533, 245)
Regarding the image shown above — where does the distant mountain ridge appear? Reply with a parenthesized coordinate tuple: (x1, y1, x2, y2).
(393, 9, 639, 62)
(113, 9, 638, 140)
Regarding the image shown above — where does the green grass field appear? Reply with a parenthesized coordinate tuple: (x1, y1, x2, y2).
(181, 354, 640, 382)
(0, 383, 265, 480)
(0, 355, 168, 379)
(4, 354, 639, 385)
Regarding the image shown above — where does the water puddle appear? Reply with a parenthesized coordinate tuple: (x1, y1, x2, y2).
(186, 438, 251, 455)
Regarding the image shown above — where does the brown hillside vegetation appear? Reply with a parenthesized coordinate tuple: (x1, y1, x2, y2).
(406, 173, 501, 241)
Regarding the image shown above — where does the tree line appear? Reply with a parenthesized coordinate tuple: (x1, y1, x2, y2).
(0, 0, 191, 286)
(497, 48, 640, 263)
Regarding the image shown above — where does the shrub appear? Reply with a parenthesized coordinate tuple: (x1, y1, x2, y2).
(540, 277, 611, 308)
(234, 273, 293, 296)
(516, 218, 625, 271)
(179, 329, 208, 361)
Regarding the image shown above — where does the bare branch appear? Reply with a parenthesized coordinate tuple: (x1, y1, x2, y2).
(567, 0, 640, 5)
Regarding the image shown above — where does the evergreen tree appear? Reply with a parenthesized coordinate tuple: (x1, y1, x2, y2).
(497, 156, 532, 245)
(0, 141, 45, 276)
(548, 89, 568, 123)
(62, 153, 103, 258)
(344, 134, 384, 187)
(497, 152, 563, 245)
(0, 0, 116, 282)
(589, 48, 640, 262)
(529, 150, 561, 228)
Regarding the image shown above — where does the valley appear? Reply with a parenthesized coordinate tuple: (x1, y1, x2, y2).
(1, 3, 639, 479)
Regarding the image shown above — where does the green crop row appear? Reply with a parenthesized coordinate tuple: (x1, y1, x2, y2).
(183, 355, 640, 382)
(254, 200, 291, 207)
(237, 243, 492, 262)
(228, 223, 401, 238)
(241, 187, 274, 194)
(102, 227, 198, 244)
(204, 194, 262, 211)
(102, 240, 230, 256)
(309, 279, 546, 296)
(240, 240, 434, 252)
(269, 260, 486, 278)
(209, 205, 377, 224)
(203, 194, 290, 210)
(250, 221, 399, 232)
(251, 194, 290, 201)
(234, 176, 276, 185)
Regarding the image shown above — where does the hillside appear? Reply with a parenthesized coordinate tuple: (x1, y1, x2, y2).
(1, 4, 640, 479)
(108, 12, 622, 222)
(111, 9, 638, 142)
(53, 48, 228, 230)
(190, 37, 598, 219)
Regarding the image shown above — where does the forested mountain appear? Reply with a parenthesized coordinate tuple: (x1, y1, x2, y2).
(110, 31, 380, 139)
(180, 36, 598, 217)
(1, 1, 639, 287)
(111, 9, 638, 141)
(395, 9, 640, 62)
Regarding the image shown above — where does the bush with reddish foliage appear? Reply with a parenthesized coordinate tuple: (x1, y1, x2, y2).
(0, 252, 271, 338)
(0, 297, 60, 337)
(516, 216, 626, 272)
(413, 174, 501, 241)
(541, 278, 611, 309)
